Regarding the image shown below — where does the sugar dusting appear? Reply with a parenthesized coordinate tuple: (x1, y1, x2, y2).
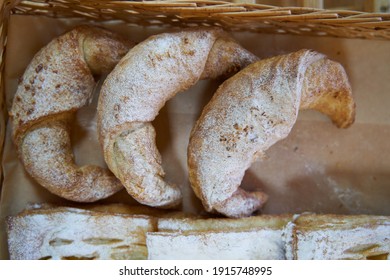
(7, 207, 390, 260)
(98, 28, 258, 207)
(188, 49, 355, 217)
(296, 225, 390, 260)
(7, 207, 154, 260)
(9, 26, 131, 202)
(188, 50, 323, 216)
(147, 229, 285, 260)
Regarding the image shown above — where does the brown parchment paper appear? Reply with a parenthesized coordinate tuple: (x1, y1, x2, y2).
(1, 15, 390, 259)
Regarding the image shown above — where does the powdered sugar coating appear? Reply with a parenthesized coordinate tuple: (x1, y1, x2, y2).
(10, 30, 89, 138)
(9, 26, 132, 202)
(6, 207, 154, 260)
(283, 214, 390, 260)
(147, 229, 286, 260)
(21, 122, 123, 201)
(188, 50, 355, 217)
(98, 27, 258, 208)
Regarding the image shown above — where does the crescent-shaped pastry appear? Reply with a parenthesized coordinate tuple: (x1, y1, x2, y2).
(188, 49, 356, 217)
(98, 28, 258, 208)
(10, 26, 133, 202)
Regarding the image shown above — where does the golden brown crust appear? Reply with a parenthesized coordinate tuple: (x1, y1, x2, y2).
(300, 57, 355, 127)
(9, 26, 133, 202)
(97, 27, 258, 208)
(188, 49, 356, 217)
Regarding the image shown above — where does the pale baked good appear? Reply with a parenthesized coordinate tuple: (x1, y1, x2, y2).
(7, 205, 389, 260)
(97, 27, 258, 208)
(188, 49, 356, 218)
(157, 214, 292, 232)
(9, 26, 133, 202)
(26, 202, 195, 218)
(284, 214, 390, 260)
(147, 214, 389, 260)
(147, 230, 286, 260)
(6, 206, 154, 260)
(148, 214, 291, 259)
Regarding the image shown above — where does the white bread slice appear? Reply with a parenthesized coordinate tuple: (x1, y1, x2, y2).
(6, 206, 155, 260)
(284, 214, 390, 260)
(147, 229, 286, 260)
(148, 215, 292, 259)
(7, 205, 390, 260)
